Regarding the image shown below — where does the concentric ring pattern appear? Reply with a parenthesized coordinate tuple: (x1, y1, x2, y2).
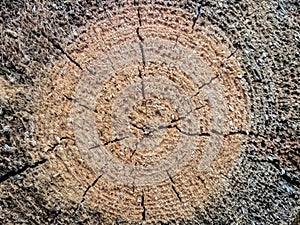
(36, 1, 249, 223)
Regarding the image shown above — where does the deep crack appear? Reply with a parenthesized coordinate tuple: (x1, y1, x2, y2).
(192, 1, 203, 29)
(161, 124, 211, 137)
(224, 130, 269, 139)
(137, 7, 142, 26)
(132, 179, 136, 193)
(167, 170, 176, 184)
(0, 159, 47, 184)
(138, 41, 146, 66)
(103, 136, 129, 146)
(226, 48, 238, 59)
(171, 185, 182, 202)
(141, 192, 146, 220)
(81, 174, 103, 203)
(47, 136, 75, 152)
(130, 142, 139, 158)
(136, 27, 144, 42)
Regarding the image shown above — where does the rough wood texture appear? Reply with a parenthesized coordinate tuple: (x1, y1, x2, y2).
(0, 0, 299, 224)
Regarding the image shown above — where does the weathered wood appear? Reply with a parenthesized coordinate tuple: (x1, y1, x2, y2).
(0, 0, 299, 224)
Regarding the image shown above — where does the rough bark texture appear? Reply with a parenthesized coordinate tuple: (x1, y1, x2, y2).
(0, 0, 299, 224)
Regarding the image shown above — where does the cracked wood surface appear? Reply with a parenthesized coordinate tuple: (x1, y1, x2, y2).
(0, 0, 299, 224)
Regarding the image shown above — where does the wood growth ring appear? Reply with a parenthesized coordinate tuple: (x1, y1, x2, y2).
(36, 3, 250, 223)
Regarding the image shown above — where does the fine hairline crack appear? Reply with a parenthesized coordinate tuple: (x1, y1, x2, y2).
(63, 94, 98, 113)
(167, 171, 182, 202)
(89, 136, 129, 149)
(38, 30, 83, 70)
(194, 75, 220, 97)
(138, 68, 146, 99)
(25, 16, 84, 71)
(135, 3, 147, 105)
